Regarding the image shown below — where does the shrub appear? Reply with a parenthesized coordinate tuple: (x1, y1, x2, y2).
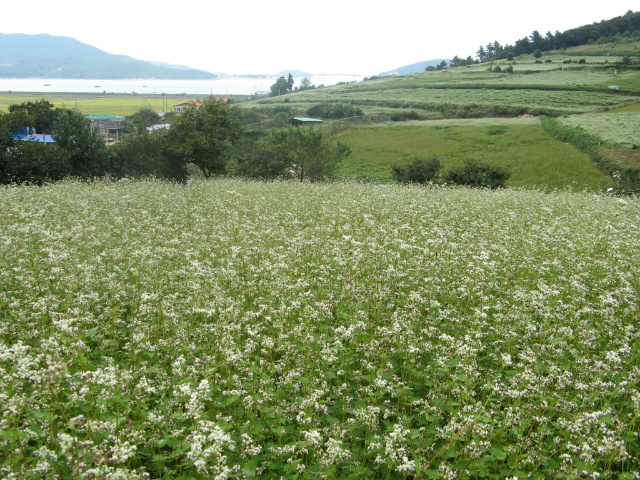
(618, 167, 640, 193)
(391, 157, 442, 184)
(445, 158, 511, 189)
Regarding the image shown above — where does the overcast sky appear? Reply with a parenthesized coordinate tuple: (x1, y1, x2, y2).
(1, 1, 635, 76)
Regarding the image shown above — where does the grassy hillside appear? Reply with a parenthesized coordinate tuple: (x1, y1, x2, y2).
(238, 40, 640, 189)
(333, 119, 615, 190)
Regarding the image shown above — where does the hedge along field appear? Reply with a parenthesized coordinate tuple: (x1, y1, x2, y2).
(1, 179, 639, 479)
(334, 119, 616, 190)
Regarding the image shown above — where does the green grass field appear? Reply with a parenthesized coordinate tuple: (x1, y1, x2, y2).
(1, 179, 638, 478)
(0, 92, 205, 116)
(334, 119, 616, 190)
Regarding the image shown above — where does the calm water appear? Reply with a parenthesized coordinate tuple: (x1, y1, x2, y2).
(0, 75, 364, 95)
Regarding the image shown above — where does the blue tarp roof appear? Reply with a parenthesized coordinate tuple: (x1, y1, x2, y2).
(18, 134, 56, 144)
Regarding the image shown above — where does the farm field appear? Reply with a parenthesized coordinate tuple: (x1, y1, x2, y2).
(1, 179, 639, 478)
(0, 92, 206, 116)
(249, 63, 640, 120)
(333, 119, 616, 189)
(559, 112, 640, 148)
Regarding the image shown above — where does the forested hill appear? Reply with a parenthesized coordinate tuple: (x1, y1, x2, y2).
(452, 9, 640, 65)
(0, 33, 216, 79)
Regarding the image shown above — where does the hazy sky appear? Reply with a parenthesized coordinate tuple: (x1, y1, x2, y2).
(1, 1, 635, 75)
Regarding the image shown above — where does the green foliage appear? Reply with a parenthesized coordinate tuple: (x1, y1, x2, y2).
(239, 127, 351, 182)
(0, 103, 112, 184)
(166, 99, 244, 179)
(445, 158, 511, 188)
(270, 76, 290, 97)
(392, 157, 442, 184)
(306, 103, 364, 119)
(618, 167, 640, 193)
(124, 108, 161, 132)
(2, 141, 71, 184)
(52, 109, 112, 179)
(111, 128, 187, 181)
(8, 99, 58, 133)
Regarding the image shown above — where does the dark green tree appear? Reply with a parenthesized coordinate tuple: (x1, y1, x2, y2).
(287, 73, 294, 92)
(125, 108, 161, 132)
(3, 141, 71, 185)
(167, 99, 244, 179)
(111, 127, 186, 181)
(52, 109, 112, 178)
(8, 99, 58, 133)
(241, 127, 350, 182)
(270, 76, 289, 96)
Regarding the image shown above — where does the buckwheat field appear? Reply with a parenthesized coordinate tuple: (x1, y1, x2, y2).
(1, 179, 639, 479)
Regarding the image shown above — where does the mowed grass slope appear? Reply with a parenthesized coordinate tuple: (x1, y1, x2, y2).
(1, 179, 639, 478)
(334, 119, 616, 190)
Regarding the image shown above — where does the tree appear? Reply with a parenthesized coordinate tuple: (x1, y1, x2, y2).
(241, 127, 351, 182)
(270, 76, 289, 96)
(0, 104, 112, 183)
(298, 78, 314, 91)
(52, 109, 112, 179)
(8, 99, 58, 133)
(287, 73, 294, 92)
(166, 99, 243, 179)
(476, 45, 487, 61)
(436, 60, 448, 70)
(111, 127, 186, 181)
(125, 108, 161, 132)
(2, 141, 71, 185)
(533, 49, 543, 59)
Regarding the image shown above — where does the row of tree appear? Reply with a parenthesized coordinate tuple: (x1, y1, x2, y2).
(454, 10, 640, 63)
(0, 98, 350, 185)
(0, 100, 111, 184)
(269, 74, 316, 96)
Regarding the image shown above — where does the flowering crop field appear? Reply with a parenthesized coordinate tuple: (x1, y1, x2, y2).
(1, 179, 639, 479)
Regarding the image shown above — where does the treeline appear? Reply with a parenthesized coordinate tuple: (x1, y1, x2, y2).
(0, 99, 351, 185)
(452, 10, 640, 64)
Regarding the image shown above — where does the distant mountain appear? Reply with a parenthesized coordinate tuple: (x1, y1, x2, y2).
(0, 33, 217, 79)
(276, 70, 312, 77)
(379, 59, 451, 76)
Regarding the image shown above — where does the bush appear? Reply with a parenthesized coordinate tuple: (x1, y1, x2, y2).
(445, 158, 510, 189)
(391, 157, 442, 184)
(618, 168, 640, 194)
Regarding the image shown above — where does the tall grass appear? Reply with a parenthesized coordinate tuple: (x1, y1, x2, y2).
(1, 179, 638, 479)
